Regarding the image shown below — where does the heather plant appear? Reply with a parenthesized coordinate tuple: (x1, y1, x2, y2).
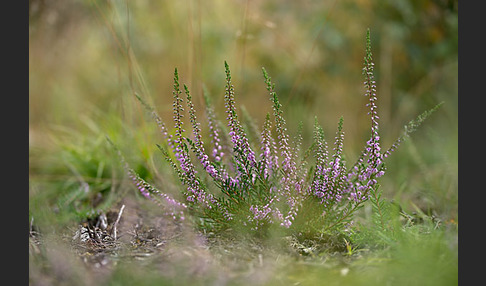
(109, 30, 442, 236)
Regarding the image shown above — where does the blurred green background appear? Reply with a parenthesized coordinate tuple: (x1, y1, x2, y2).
(29, 0, 458, 229)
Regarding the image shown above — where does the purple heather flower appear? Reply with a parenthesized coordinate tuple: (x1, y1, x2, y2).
(259, 114, 279, 179)
(121, 160, 187, 221)
(343, 31, 386, 203)
(224, 62, 258, 187)
(184, 84, 225, 183)
(167, 70, 227, 212)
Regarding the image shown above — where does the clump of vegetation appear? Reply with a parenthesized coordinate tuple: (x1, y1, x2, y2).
(109, 29, 442, 238)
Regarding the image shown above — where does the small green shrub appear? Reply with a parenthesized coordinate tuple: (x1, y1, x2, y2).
(109, 29, 441, 237)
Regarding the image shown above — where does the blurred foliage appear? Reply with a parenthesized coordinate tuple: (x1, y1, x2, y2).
(29, 0, 457, 239)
